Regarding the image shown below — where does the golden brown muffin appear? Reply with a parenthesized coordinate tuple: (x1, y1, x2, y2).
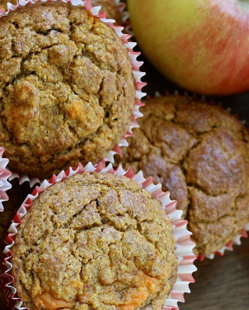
(116, 95, 249, 255)
(11, 172, 177, 310)
(0, 0, 123, 25)
(0, 179, 31, 310)
(0, 2, 136, 179)
(91, 0, 123, 25)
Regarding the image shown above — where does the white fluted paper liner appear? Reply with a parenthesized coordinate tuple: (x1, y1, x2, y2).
(198, 224, 249, 261)
(112, 0, 130, 35)
(0, 0, 146, 186)
(115, 0, 129, 24)
(147, 91, 249, 261)
(99, 0, 128, 25)
(0, 148, 12, 212)
(1, 162, 196, 310)
(9, 172, 40, 188)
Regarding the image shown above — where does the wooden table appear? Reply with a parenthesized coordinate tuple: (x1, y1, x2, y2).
(141, 52, 249, 310)
(183, 237, 249, 310)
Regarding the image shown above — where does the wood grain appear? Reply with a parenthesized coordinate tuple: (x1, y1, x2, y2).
(183, 237, 249, 310)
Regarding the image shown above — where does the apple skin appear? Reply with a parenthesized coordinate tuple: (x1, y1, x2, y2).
(127, 0, 249, 95)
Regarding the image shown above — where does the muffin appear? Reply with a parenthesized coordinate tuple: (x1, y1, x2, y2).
(0, 2, 136, 179)
(91, 0, 123, 25)
(8, 172, 177, 310)
(0, 0, 123, 25)
(116, 95, 249, 255)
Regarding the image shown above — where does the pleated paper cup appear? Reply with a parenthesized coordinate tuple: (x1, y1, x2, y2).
(0, 0, 146, 184)
(1, 162, 196, 310)
(115, 91, 249, 260)
(0, 148, 12, 212)
(198, 225, 249, 260)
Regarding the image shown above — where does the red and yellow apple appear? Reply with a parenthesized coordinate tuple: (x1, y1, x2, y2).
(127, 0, 249, 95)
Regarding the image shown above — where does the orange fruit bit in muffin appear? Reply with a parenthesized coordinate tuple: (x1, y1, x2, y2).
(119, 275, 160, 310)
(34, 292, 74, 310)
(11, 172, 177, 310)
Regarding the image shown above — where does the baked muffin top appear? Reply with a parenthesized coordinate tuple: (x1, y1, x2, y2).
(0, 2, 135, 178)
(0, 0, 123, 25)
(11, 172, 177, 310)
(116, 95, 249, 255)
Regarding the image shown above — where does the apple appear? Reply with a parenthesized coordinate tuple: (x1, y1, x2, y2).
(127, 0, 249, 95)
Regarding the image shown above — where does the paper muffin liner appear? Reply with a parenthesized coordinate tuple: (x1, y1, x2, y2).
(110, 0, 128, 26)
(114, 0, 131, 36)
(115, 0, 129, 24)
(198, 223, 249, 261)
(114, 0, 132, 36)
(0, 0, 146, 185)
(1, 162, 196, 310)
(0, 148, 12, 212)
(138, 91, 249, 261)
(171, 91, 249, 261)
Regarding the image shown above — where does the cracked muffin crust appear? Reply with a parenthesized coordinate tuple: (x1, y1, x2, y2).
(116, 95, 249, 255)
(11, 172, 177, 310)
(0, 2, 136, 178)
(0, 0, 123, 25)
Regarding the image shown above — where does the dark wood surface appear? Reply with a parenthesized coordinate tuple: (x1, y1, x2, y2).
(140, 52, 249, 310)
(183, 237, 249, 310)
